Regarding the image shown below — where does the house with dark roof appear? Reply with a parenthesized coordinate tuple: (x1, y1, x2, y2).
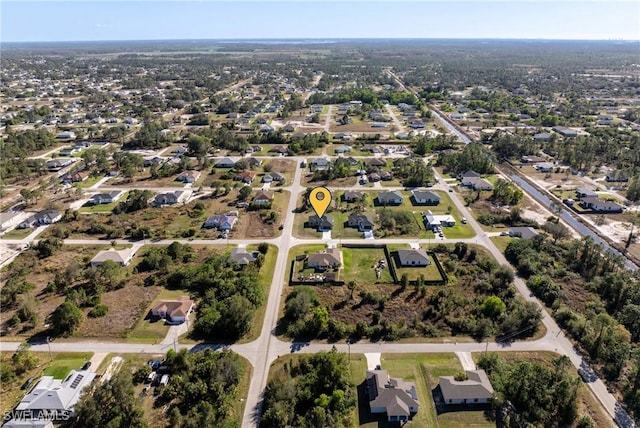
(18, 210, 62, 229)
(552, 126, 578, 137)
(306, 248, 341, 270)
(377, 191, 403, 205)
(215, 157, 236, 168)
(533, 132, 551, 142)
(234, 171, 256, 183)
(439, 370, 494, 405)
(411, 190, 440, 206)
(153, 190, 189, 207)
(343, 191, 365, 202)
(366, 370, 419, 422)
(253, 190, 274, 206)
(151, 297, 194, 324)
(397, 249, 430, 266)
(509, 226, 539, 239)
(460, 176, 493, 191)
(579, 196, 624, 213)
(311, 157, 330, 170)
(262, 172, 285, 183)
(365, 158, 387, 167)
(606, 171, 629, 183)
(347, 213, 375, 231)
(459, 170, 481, 179)
(307, 214, 334, 232)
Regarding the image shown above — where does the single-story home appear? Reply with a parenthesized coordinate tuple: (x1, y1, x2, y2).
(534, 162, 554, 173)
(366, 369, 419, 423)
(533, 133, 551, 142)
(12, 369, 95, 422)
(411, 190, 440, 205)
(439, 370, 494, 405)
(262, 172, 285, 183)
(153, 190, 189, 207)
(18, 210, 62, 229)
(215, 157, 236, 168)
(230, 248, 258, 266)
(347, 213, 375, 231)
(90, 247, 137, 267)
(423, 210, 456, 230)
(365, 158, 386, 167)
(253, 190, 274, 206)
(552, 126, 578, 137)
(509, 226, 539, 239)
(311, 157, 330, 170)
(343, 191, 365, 202)
(306, 248, 341, 270)
(521, 155, 546, 163)
(605, 171, 629, 183)
(377, 191, 403, 205)
(203, 214, 238, 230)
(575, 187, 598, 199)
(579, 196, 624, 213)
(459, 170, 481, 179)
(46, 158, 74, 171)
(308, 214, 334, 232)
(461, 176, 493, 191)
(235, 171, 256, 183)
(368, 172, 381, 182)
(151, 297, 194, 324)
(176, 170, 201, 183)
(335, 145, 352, 154)
(89, 191, 124, 205)
(247, 157, 262, 168)
(397, 249, 430, 266)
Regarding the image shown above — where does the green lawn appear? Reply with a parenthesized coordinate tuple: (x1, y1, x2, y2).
(73, 175, 104, 188)
(442, 224, 476, 239)
(1, 228, 33, 240)
(241, 244, 278, 343)
(355, 353, 494, 428)
(490, 236, 514, 253)
(43, 352, 94, 379)
(78, 201, 119, 213)
(342, 247, 394, 284)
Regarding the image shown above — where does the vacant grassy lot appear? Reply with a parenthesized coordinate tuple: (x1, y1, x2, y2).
(1, 227, 34, 240)
(43, 352, 94, 378)
(342, 247, 394, 284)
(490, 236, 514, 253)
(78, 199, 122, 213)
(352, 353, 493, 428)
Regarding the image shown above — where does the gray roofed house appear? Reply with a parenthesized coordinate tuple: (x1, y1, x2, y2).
(262, 171, 285, 183)
(230, 248, 258, 266)
(307, 248, 341, 270)
(365, 158, 386, 167)
(18, 210, 62, 229)
(459, 170, 481, 179)
(3, 420, 54, 428)
(460, 176, 493, 191)
(579, 196, 624, 213)
(534, 132, 551, 141)
(397, 249, 430, 266)
(347, 213, 375, 231)
(411, 190, 440, 205)
(12, 370, 96, 421)
(439, 370, 494, 405)
(307, 214, 334, 232)
(366, 370, 419, 422)
(215, 157, 236, 168)
(311, 157, 330, 170)
(575, 187, 598, 199)
(509, 226, 539, 239)
(377, 190, 403, 205)
(343, 190, 365, 202)
(89, 190, 124, 205)
(154, 190, 189, 207)
(552, 126, 578, 137)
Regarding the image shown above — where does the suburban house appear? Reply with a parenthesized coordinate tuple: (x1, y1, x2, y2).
(533, 132, 551, 142)
(151, 297, 194, 324)
(576, 187, 598, 199)
(460, 176, 493, 191)
(90, 247, 138, 267)
(89, 190, 124, 205)
(605, 171, 629, 183)
(365, 158, 386, 167)
(423, 210, 456, 230)
(347, 213, 375, 231)
(306, 248, 341, 270)
(535, 162, 554, 173)
(308, 214, 334, 232)
(397, 249, 431, 266)
(153, 190, 189, 207)
(230, 248, 258, 266)
(203, 214, 238, 230)
(64, 171, 88, 183)
(268, 146, 288, 155)
(552, 126, 578, 138)
(579, 196, 624, 213)
(56, 131, 76, 139)
(380, 171, 393, 181)
(253, 190, 274, 206)
(234, 171, 256, 183)
(411, 190, 440, 205)
(335, 145, 352, 154)
(176, 170, 201, 183)
(509, 226, 539, 239)
(11, 369, 95, 422)
(46, 158, 74, 171)
(377, 191, 403, 205)
(459, 170, 481, 180)
(343, 191, 365, 202)
(521, 155, 546, 163)
(368, 172, 381, 182)
(215, 157, 236, 168)
(18, 210, 62, 229)
(0, 212, 23, 232)
(439, 370, 494, 405)
(310, 157, 330, 170)
(143, 156, 164, 167)
(262, 171, 285, 183)
(365, 369, 419, 423)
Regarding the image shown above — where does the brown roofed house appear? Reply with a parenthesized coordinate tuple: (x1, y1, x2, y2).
(151, 297, 195, 324)
(306, 248, 341, 270)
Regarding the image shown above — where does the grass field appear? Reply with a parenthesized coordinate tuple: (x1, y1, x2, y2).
(43, 352, 94, 378)
(241, 243, 278, 343)
(490, 236, 514, 253)
(1, 228, 33, 240)
(78, 200, 121, 213)
(342, 247, 394, 284)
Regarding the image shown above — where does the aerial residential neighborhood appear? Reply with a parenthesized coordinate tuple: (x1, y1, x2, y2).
(1, 9, 639, 428)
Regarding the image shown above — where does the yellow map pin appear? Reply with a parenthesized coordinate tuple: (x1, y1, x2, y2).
(309, 187, 332, 218)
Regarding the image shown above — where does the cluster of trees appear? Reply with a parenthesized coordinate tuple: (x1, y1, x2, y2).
(311, 158, 353, 181)
(156, 349, 245, 427)
(490, 179, 524, 206)
(138, 242, 194, 273)
(392, 157, 435, 187)
(377, 209, 419, 237)
(504, 235, 640, 417)
(478, 353, 583, 427)
(437, 143, 494, 175)
(0, 129, 56, 181)
(165, 247, 268, 340)
(307, 87, 417, 109)
(112, 189, 153, 214)
(261, 349, 355, 428)
(412, 134, 457, 156)
(125, 121, 173, 149)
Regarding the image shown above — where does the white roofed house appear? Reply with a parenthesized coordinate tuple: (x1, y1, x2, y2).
(397, 249, 431, 266)
(438, 370, 494, 405)
(90, 247, 138, 267)
(89, 190, 124, 205)
(423, 210, 456, 230)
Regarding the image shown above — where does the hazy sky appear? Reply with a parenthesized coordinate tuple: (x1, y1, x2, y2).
(2, 1, 639, 42)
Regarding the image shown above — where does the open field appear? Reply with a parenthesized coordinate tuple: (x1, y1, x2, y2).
(342, 246, 394, 284)
(43, 351, 93, 378)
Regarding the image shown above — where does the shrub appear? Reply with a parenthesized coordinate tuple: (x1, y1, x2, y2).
(88, 304, 109, 318)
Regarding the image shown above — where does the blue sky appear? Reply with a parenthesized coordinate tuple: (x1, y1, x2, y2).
(2, 1, 639, 42)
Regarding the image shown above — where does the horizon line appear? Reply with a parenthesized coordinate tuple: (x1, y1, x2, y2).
(4, 36, 640, 44)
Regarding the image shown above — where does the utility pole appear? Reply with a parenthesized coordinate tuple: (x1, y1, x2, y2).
(46, 336, 52, 362)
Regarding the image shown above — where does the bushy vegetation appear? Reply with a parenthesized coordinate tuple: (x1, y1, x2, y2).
(437, 143, 494, 175)
(261, 349, 355, 428)
(0, 129, 55, 181)
(504, 235, 640, 417)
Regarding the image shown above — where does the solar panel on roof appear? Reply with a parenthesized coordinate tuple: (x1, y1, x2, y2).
(70, 374, 84, 389)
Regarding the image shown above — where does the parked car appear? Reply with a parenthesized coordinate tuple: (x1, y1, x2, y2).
(81, 361, 92, 371)
(21, 377, 35, 390)
(461, 217, 467, 224)
(151, 360, 162, 370)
